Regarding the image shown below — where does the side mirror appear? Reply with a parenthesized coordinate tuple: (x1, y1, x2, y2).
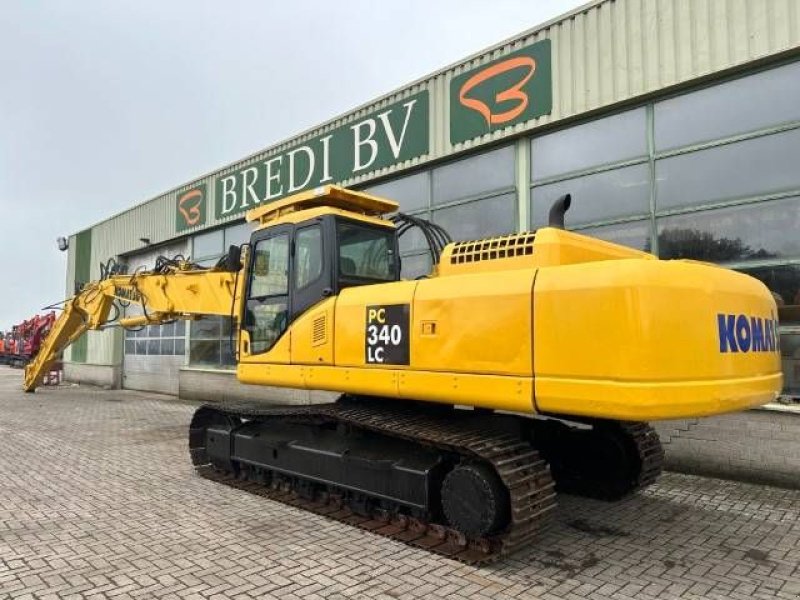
(224, 245, 242, 272)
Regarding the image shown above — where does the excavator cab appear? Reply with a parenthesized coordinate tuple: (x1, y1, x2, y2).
(241, 187, 401, 357)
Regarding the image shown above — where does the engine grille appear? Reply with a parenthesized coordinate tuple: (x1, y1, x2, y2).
(449, 233, 536, 265)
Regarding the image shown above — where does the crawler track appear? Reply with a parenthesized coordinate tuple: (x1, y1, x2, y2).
(191, 398, 557, 564)
(619, 421, 665, 492)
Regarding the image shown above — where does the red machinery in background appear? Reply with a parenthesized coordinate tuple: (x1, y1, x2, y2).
(0, 312, 58, 378)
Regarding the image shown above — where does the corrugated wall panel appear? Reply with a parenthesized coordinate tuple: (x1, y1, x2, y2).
(74, 0, 800, 276)
(774, 0, 796, 50)
(597, 1, 614, 106)
(90, 194, 178, 261)
(691, 0, 711, 76)
(63, 234, 77, 363)
(85, 216, 119, 367)
(70, 229, 92, 363)
(730, 1, 749, 66)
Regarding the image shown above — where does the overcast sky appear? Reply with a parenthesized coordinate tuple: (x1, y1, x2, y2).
(0, 0, 578, 328)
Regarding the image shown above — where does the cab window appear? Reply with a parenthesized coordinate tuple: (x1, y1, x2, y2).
(246, 233, 289, 354)
(338, 222, 396, 283)
(295, 225, 323, 289)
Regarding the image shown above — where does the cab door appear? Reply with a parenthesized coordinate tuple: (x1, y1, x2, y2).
(241, 225, 292, 361)
(288, 219, 337, 365)
(291, 220, 333, 319)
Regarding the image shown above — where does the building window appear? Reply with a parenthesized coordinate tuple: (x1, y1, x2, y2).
(122, 242, 188, 361)
(655, 128, 800, 212)
(738, 265, 800, 322)
(657, 196, 800, 262)
(575, 220, 653, 253)
(365, 195, 432, 280)
(188, 221, 250, 369)
(398, 253, 432, 280)
(124, 320, 186, 356)
(192, 229, 224, 265)
(531, 108, 647, 181)
(739, 265, 800, 398)
(529, 108, 649, 239)
(654, 60, 800, 151)
(779, 333, 800, 397)
(363, 146, 516, 277)
(365, 171, 430, 213)
(433, 192, 516, 242)
(432, 145, 514, 206)
(531, 164, 651, 229)
(364, 172, 433, 279)
(431, 145, 517, 243)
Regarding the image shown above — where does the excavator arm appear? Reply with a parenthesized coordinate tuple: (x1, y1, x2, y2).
(24, 263, 241, 392)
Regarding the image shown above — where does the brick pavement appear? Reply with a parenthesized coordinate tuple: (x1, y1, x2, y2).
(0, 366, 798, 600)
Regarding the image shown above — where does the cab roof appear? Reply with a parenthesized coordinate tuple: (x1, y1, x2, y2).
(246, 185, 399, 229)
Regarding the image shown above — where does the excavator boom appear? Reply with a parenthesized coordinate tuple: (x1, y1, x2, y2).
(24, 266, 239, 392)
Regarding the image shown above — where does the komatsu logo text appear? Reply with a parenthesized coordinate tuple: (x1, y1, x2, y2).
(115, 287, 142, 303)
(717, 314, 779, 353)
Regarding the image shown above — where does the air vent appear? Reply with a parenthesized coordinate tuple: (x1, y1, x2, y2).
(449, 233, 536, 265)
(312, 314, 327, 346)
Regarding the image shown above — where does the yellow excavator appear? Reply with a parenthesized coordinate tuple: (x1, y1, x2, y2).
(24, 185, 782, 563)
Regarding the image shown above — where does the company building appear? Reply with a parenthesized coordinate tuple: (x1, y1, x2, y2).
(64, 0, 800, 402)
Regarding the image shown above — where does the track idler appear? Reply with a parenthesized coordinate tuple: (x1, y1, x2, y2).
(441, 462, 510, 538)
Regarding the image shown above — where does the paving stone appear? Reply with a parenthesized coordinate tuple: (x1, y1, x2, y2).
(0, 368, 797, 600)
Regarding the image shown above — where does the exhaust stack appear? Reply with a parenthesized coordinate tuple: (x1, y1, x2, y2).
(548, 194, 571, 229)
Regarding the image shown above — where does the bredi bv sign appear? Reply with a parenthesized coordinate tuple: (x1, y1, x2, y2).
(214, 92, 429, 219)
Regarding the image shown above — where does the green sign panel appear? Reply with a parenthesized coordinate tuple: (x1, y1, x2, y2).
(175, 184, 207, 232)
(214, 92, 429, 219)
(450, 40, 552, 144)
